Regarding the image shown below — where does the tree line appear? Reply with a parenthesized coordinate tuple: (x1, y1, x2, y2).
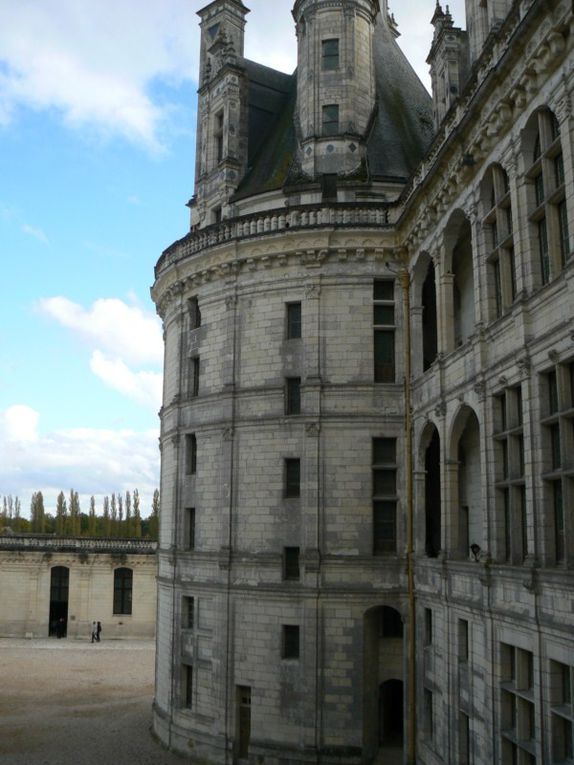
(1, 489, 159, 540)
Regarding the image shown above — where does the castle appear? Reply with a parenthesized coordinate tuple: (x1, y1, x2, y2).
(151, 0, 574, 762)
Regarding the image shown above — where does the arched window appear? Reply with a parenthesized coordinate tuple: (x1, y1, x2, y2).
(524, 108, 570, 284)
(481, 164, 516, 320)
(113, 568, 133, 615)
(444, 210, 475, 350)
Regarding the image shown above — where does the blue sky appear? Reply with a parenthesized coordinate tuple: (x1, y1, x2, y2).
(0, 0, 465, 518)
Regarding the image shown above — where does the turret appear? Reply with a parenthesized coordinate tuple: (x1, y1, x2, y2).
(427, 2, 469, 128)
(292, 0, 380, 178)
(193, 1, 250, 228)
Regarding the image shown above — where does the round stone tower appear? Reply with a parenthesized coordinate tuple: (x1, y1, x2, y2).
(152, 1, 434, 763)
(293, 0, 380, 177)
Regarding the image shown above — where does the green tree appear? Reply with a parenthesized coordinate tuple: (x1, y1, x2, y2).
(88, 496, 97, 537)
(102, 496, 111, 537)
(148, 489, 160, 541)
(117, 493, 124, 536)
(30, 492, 46, 533)
(68, 489, 81, 536)
(132, 489, 142, 538)
(55, 492, 67, 535)
(111, 493, 118, 537)
(125, 490, 133, 537)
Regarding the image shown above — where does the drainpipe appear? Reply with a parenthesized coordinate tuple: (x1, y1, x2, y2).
(398, 267, 416, 765)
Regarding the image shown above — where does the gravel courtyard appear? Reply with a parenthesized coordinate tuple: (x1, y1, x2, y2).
(0, 638, 185, 765)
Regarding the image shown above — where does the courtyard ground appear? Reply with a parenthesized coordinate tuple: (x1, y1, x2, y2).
(0, 638, 184, 765)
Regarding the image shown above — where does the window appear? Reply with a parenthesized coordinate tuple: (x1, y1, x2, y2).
(550, 661, 573, 763)
(482, 165, 516, 319)
(185, 507, 196, 550)
(213, 206, 222, 224)
(113, 568, 133, 615)
(322, 104, 339, 136)
(285, 458, 301, 498)
(541, 363, 574, 563)
(526, 109, 570, 284)
(372, 438, 397, 554)
(500, 644, 536, 764)
(380, 607, 403, 638)
(459, 712, 470, 765)
(190, 357, 200, 398)
(373, 281, 395, 383)
(458, 619, 469, 662)
(186, 434, 197, 475)
(283, 547, 300, 580)
(493, 387, 526, 562)
(183, 663, 193, 708)
(285, 377, 301, 415)
(183, 596, 194, 629)
(188, 296, 201, 330)
(322, 38, 339, 70)
(286, 302, 301, 339)
(424, 688, 434, 741)
(424, 608, 433, 646)
(215, 110, 224, 163)
(282, 625, 300, 659)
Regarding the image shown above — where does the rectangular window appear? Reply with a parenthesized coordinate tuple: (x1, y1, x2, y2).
(548, 370, 559, 414)
(372, 438, 397, 554)
(493, 257, 502, 318)
(285, 377, 301, 415)
(322, 104, 339, 136)
(183, 596, 194, 629)
(558, 199, 570, 265)
(186, 434, 197, 475)
(282, 625, 300, 659)
(534, 172, 545, 207)
(554, 153, 565, 187)
(424, 608, 433, 646)
(374, 280, 395, 383)
(285, 459, 301, 498)
(424, 688, 434, 740)
(322, 38, 339, 70)
(183, 663, 193, 708)
(113, 568, 133, 615)
(550, 423, 561, 470)
(190, 357, 200, 398)
(539, 218, 550, 284)
(286, 302, 302, 339)
(215, 111, 224, 163)
(185, 507, 196, 550)
(458, 619, 469, 662)
(554, 482, 565, 562)
(188, 296, 201, 330)
(459, 712, 470, 765)
(284, 547, 300, 580)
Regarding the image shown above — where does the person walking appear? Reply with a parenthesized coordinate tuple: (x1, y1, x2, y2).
(96, 621, 102, 642)
(91, 621, 97, 643)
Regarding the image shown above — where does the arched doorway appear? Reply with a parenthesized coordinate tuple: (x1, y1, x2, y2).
(379, 679, 404, 745)
(363, 606, 404, 762)
(449, 406, 483, 557)
(424, 427, 441, 557)
(49, 566, 69, 637)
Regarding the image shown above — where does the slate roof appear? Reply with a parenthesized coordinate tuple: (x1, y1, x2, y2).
(233, 13, 434, 200)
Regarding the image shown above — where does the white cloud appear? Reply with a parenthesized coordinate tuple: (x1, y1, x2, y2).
(0, 405, 159, 518)
(21, 223, 49, 244)
(38, 296, 163, 366)
(0, 0, 198, 152)
(0, 405, 39, 443)
(90, 350, 162, 410)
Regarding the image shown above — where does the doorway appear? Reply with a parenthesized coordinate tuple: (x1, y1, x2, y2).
(379, 679, 404, 745)
(235, 685, 251, 763)
(49, 566, 69, 637)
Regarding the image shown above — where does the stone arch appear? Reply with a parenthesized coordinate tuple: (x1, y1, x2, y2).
(363, 605, 405, 760)
(447, 405, 483, 558)
(419, 422, 442, 558)
(411, 251, 438, 373)
(443, 209, 475, 349)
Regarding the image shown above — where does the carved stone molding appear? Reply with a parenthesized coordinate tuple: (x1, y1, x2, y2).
(305, 283, 321, 299)
(223, 427, 235, 441)
(305, 422, 321, 437)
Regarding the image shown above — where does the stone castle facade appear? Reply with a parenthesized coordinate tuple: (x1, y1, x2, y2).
(151, 0, 574, 763)
(0, 535, 157, 639)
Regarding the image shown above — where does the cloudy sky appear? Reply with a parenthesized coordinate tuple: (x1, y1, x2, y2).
(0, 0, 466, 518)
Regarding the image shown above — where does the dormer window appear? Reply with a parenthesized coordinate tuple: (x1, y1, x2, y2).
(322, 39, 339, 70)
(322, 104, 339, 136)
